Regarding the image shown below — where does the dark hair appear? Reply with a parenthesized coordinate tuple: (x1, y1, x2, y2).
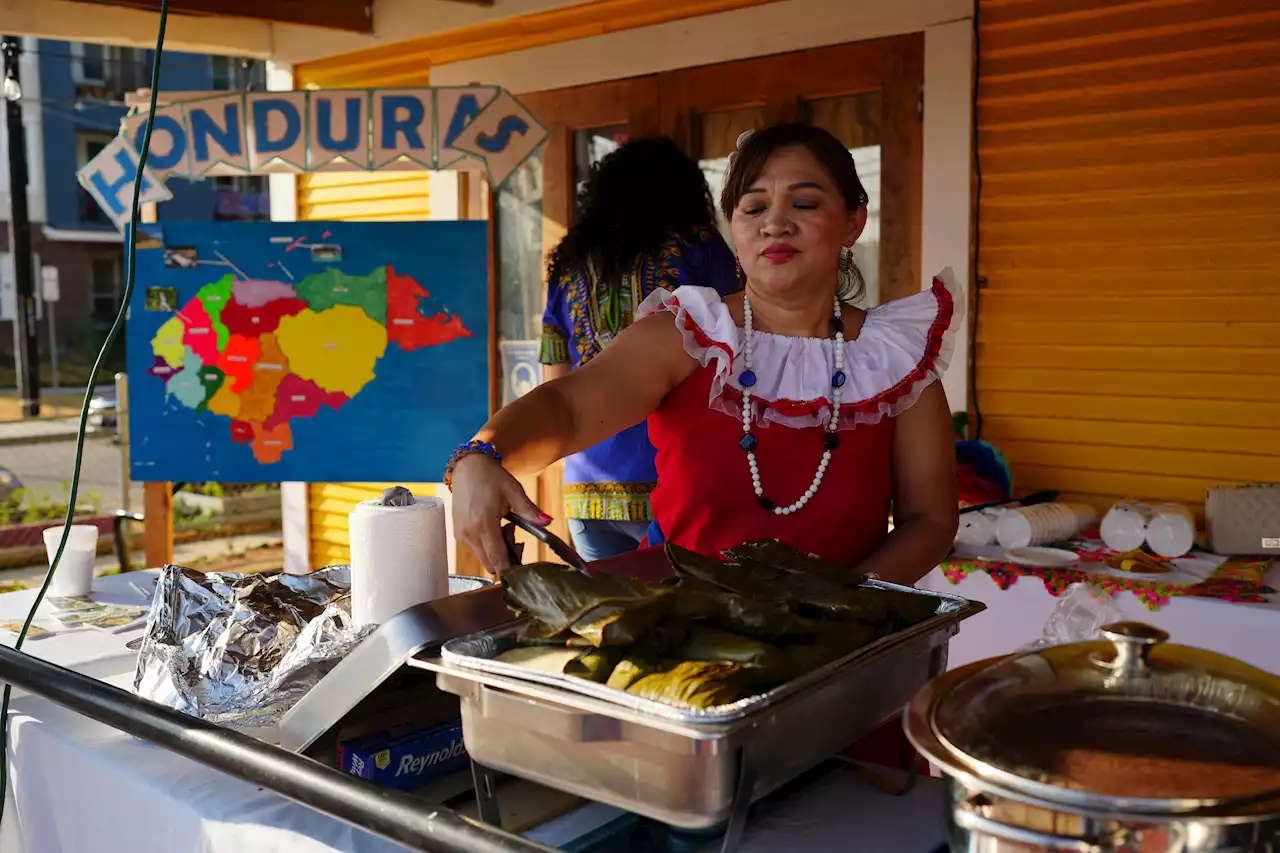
(547, 136, 717, 288)
(720, 122, 870, 301)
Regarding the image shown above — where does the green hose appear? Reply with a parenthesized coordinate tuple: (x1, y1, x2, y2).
(0, 0, 171, 825)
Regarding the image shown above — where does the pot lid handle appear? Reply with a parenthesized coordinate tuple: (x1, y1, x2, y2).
(1097, 622, 1169, 679)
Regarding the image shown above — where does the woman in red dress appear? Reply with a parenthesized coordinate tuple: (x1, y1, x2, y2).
(449, 122, 959, 585)
(448, 122, 960, 773)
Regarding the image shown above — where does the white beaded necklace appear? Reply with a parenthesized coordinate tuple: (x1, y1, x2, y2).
(738, 293, 846, 516)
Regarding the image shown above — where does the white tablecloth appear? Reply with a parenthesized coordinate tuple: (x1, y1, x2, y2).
(0, 572, 153, 688)
(0, 571, 416, 853)
(919, 555, 1280, 674)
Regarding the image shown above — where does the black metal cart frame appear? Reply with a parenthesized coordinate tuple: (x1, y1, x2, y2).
(0, 645, 556, 853)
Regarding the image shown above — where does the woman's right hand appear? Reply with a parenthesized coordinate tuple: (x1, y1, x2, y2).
(450, 453, 551, 575)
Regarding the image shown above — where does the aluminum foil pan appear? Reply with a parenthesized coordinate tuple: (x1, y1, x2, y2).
(439, 579, 977, 726)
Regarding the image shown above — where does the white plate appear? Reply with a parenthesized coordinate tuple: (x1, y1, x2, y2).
(1003, 547, 1081, 569)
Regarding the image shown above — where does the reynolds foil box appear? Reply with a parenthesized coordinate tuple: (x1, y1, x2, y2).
(339, 720, 469, 790)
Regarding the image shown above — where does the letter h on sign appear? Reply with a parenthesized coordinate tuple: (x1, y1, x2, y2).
(77, 135, 173, 230)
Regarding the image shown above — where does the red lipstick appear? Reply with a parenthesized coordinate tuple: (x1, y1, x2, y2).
(761, 243, 799, 264)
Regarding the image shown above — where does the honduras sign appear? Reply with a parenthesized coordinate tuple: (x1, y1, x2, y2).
(78, 86, 547, 230)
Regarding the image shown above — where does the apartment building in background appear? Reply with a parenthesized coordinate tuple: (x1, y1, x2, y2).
(1, 37, 268, 362)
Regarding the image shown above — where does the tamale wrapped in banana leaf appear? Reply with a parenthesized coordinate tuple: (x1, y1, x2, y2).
(723, 540, 865, 587)
(728, 555, 893, 624)
(494, 645, 585, 673)
(779, 622, 880, 676)
(676, 625, 789, 686)
(570, 594, 672, 647)
(626, 661, 748, 709)
(564, 646, 625, 683)
(502, 561, 654, 638)
(861, 586, 939, 628)
(637, 615, 693, 655)
(605, 655, 663, 691)
(516, 622, 595, 647)
(665, 544, 787, 603)
(662, 577, 818, 639)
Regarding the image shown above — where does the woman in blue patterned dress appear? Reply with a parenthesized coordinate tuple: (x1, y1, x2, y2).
(539, 136, 740, 562)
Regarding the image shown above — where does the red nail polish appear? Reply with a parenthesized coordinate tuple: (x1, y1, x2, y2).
(537, 513, 554, 524)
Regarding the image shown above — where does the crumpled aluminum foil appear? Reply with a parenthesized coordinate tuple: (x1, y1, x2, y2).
(132, 564, 376, 730)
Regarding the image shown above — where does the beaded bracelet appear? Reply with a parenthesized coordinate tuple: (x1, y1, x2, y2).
(443, 439, 503, 490)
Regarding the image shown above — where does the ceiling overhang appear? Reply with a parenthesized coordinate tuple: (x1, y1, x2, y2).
(69, 0, 378, 33)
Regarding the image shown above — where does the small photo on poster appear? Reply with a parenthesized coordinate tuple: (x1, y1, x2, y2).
(145, 286, 178, 312)
(311, 244, 343, 263)
(163, 247, 198, 269)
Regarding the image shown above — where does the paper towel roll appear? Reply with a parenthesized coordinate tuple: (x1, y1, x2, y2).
(350, 495, 449, 626)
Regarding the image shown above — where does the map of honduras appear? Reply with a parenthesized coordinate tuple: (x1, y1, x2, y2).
(147, 265, 471, 465)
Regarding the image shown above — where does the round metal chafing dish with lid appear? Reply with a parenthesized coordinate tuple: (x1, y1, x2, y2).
(905, 622, 1280, 852)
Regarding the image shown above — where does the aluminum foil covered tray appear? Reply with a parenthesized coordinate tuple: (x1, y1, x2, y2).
(133, 564, 375, 730)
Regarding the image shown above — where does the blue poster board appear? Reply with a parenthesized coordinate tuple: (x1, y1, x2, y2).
(126, 221, 488, 482)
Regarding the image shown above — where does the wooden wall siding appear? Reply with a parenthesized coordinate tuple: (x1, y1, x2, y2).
(293, 61, 433, 571)
(976, 0, 1280, 515)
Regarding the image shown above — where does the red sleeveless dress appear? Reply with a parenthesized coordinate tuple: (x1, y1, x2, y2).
(638, 273, 960, 772)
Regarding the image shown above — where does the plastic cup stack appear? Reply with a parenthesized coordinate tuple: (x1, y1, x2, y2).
(955, 510, 1000, 548)
(995, 502, 1098, 551)
(1146, 503, 1196, 558)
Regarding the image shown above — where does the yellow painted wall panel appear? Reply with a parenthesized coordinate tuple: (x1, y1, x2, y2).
(980, 416, 1280, 460)
(983, 0, 1280, 512)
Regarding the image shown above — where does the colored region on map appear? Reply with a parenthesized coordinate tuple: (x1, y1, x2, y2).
(294, 267, 388, 325)
(386, 266, 473, 351)
(147, 258, 472, 468)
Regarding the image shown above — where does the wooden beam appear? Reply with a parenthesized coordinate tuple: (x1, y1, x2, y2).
(76, 0, 373, 33)
(0, 0, 273, 57)
(143, 482, 174, 569)
(294, 0, 786, 88)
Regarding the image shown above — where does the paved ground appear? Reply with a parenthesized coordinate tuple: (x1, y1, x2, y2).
(0, 533, 285, 587)
(0, 433, 138, 513)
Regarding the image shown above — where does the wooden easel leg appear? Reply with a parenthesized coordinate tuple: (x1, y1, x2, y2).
(143, 481, 174, 568)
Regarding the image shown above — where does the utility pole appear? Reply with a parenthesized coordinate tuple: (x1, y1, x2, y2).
(3, 35, 41, 418)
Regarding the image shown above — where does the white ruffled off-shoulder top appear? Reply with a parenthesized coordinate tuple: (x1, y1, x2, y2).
(637, 268, 964, 432)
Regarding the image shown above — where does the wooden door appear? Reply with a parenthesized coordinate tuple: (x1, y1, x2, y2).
(493, 78, 659, 563)
(658, 35, 924, 305)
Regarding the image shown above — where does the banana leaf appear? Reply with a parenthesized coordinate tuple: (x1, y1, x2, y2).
(605, 654, 663, 691)
(516, 622, 594, 647)
(564, 646, 625, 683)
(863, 587, 939, 629)
(714, 592, 820, 639)
(723, 540, 866, 587)
(636, 615, 693, 655)
(494, 645, 585, 674)
(779, 622, 880, 677)
(729, 555, 893, 624)
(665, 543, 788, 603)
(675, 625, 789, 686)
(503, 562, 654, 636)
(625, 660, 747, 709)
(570, 594, 673, 647)
(661, 577, 818, 639)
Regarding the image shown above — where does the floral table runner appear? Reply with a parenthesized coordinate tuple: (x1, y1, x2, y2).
(941, 538, 1276, 611)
